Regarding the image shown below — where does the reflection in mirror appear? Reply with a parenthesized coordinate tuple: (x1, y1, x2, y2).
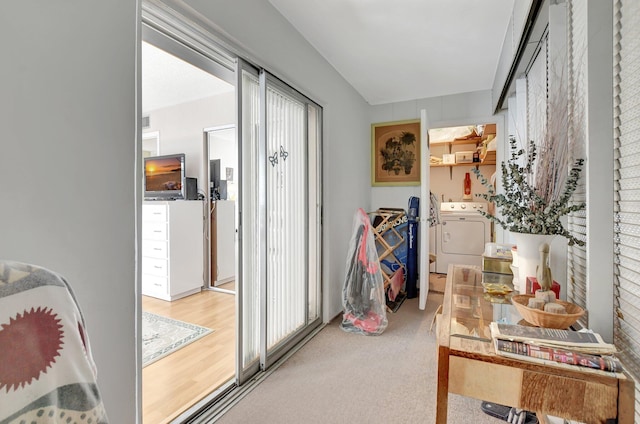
(208, 126, 237, 201)
(142, 131, 160, 157)
(207, 125, 237, 294)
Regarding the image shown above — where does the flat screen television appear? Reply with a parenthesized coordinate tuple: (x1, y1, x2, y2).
(144, 153, 186, 200)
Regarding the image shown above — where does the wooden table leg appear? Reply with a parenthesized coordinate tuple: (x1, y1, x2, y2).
(618, 375, 635, 424)
(436, 345, 450, 424)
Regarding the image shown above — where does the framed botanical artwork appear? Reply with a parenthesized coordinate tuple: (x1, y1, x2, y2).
(371, 119, 421, 186)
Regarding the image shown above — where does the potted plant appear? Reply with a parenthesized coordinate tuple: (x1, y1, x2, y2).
(472, 135, 586, 291)
(472, 136, 585, 245)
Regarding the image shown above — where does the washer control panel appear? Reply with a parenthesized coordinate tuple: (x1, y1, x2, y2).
(440, 202, 487, 213)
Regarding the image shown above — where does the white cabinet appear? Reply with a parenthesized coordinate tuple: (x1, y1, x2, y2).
(142, 201, 204, 301)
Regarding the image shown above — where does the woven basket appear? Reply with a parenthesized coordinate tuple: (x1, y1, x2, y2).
(511, 294, 585, 329)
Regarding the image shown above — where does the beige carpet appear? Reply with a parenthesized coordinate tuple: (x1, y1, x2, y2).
(217, 293, 504, 424)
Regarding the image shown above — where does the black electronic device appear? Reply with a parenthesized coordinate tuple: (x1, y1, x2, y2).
(217, 180, 227, 200)
(185, 177, 198, 200)
(144, 153, 186, 200)
(210, 159, 221, 184)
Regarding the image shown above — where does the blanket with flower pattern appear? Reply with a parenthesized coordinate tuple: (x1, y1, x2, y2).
(0, 260, 108, 424)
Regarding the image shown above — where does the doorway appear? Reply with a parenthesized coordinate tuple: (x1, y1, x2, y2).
(139, 9, 323, 423)
(140, 29, 238, 423)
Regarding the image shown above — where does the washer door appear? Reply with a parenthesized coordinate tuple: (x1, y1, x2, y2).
(439, 217, 487, 255)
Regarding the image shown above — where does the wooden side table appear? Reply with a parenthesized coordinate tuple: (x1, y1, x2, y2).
(436, 264, 635, 424)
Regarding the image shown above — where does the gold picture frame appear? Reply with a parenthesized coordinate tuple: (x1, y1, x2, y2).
(371, 119, 421, 186)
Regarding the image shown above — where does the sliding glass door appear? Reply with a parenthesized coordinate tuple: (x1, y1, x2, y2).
(236, 61, 261, 385)
(141, 4, 323, 418)
(236, 63, 322, 383)
(262, 75, 320, 369)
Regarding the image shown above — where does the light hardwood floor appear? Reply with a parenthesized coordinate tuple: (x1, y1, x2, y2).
(142, 287, 236, 424)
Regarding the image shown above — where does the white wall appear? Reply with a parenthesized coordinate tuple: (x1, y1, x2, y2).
(0, 2, 138, 423)
(180, 0, 371, 321)
(145, 92, 235, 196)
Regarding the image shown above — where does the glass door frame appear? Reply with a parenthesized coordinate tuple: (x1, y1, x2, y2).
(142, 0, 324, 403)
(259, 71, 323, 371)
(236, 65, 324, 382)
(236, 59, 261, 386)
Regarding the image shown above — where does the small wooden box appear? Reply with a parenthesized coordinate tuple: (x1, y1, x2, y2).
(455, 151, 474, 163)
(442, 153, 456, 164)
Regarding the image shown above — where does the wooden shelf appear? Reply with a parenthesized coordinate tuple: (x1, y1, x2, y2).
(431, 136, 483, 146)
(430, 125, 497, 176)
(431, 159, 496, 167)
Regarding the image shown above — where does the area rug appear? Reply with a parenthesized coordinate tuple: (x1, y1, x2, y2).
(142, 312, 213, 367)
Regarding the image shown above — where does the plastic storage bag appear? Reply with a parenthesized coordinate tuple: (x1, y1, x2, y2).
(340, 208, 388, 335)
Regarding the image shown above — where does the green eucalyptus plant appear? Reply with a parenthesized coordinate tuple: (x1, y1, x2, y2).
(472, 135, 586, 246)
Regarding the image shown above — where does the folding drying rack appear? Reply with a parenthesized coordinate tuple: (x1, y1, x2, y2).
(369, 208, 407, 289)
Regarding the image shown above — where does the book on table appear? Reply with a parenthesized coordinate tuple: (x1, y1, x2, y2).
(490, 322, 624, 377)
(489, 322, 617, 354)
(494, 338, 623, 373)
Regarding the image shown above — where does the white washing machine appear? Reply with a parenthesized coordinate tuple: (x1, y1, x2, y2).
(435, 202, 492, 274)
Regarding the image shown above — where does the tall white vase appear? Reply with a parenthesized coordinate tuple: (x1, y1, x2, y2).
(512, 232, 556, 294)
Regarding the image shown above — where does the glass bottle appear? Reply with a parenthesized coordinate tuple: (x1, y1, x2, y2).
(464, 172, 471, 196)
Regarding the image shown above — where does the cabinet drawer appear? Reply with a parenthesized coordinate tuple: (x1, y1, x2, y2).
(142, 274, 168, 297)
(142, 257, 169, 277)
(142, 240, 168, 259)
(142, 222, 168, 241)
(143, 204, 168, 222)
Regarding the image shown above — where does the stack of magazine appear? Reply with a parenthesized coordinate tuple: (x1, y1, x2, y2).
(490, 322, 624, 377)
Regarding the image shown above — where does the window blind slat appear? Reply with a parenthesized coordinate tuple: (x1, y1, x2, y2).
(618, 167, 640, 179)
(617, 190, 640, 202)
(568, 216, 587, 229)
(617, 154, 640, 169)
(617, 267, 640, 289)
(619, 281, 640, 305)
(614, 332, 640, 375)
(618, 138, 640, 155)
(617, 201, 640, 213)
(568, 250, 587, 266)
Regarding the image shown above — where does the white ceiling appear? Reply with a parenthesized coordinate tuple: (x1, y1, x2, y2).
(268, 0, 515, 105)
(142, 1, 516, 110)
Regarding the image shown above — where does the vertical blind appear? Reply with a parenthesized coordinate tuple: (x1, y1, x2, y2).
(240, 68, 322, 377)
(240, 69, 261, 368)
(613, 0, 640, 419)
(526, 33, 548, 156)
(265, 83, 307, 349)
